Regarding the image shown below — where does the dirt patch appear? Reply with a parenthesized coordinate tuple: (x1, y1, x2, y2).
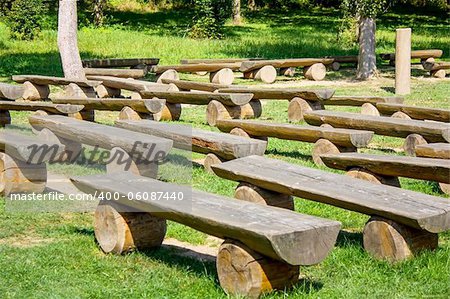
(0, 235, 55, 248)
(162, 238, 221, 262)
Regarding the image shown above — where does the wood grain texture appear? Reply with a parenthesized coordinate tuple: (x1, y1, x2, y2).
(303, 63, 326, 81)
(325, 96, 403, 106)
(206, 100, 262, 126)
(12, 75, 101, 87)
(211, 155, 450, 233)
(380, 49, 443, 60)
(240, 58, 334, 72)
(376, 103, 450, 122)
(82, 58, 159, 68)
(181, 58, 257, 64)
(0, 100, 84, 114)
(71, 172, 341, 266)
(21, 82, 50, 101)
(86, 75, 178, 92)
(84, 68, 147, 78)
(304, 110, 450, 143)
(140, 90, 253, 106)
(161, 79, 230, 92)
(235, 182, 294, 210)
(0, 82, 24, 100)
(209, 68, 234, 85)
(154, 62, 242, 73)
(415, 143, 450, 159)
(217, 87, 335, 101)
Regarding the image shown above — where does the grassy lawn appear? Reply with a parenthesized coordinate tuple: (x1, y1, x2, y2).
(1, 6, 449, 299)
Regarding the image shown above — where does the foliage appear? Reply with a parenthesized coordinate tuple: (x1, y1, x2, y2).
(6, 0, 47, 40)
(341, 0, 394, 18)
(189, 0, 231, 39)
(0, 0, 14, 17)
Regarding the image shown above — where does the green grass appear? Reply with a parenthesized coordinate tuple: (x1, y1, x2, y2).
(1, 6, 450, 299)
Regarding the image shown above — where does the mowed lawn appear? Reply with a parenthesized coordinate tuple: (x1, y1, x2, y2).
(1, 7, 450, 299)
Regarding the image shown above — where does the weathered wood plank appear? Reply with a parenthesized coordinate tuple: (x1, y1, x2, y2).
(415, 143, 450, 159)
(154, 63, 242, 74)
(376, 103, 450, 122)
(321, 153, 450, 183)
(82, 58, 160, 68)
(325, 96, 404, 106)
(211, 155, 450, 233)
(240, 58, 334, 72)
(0, 82, 24, 100)
(380, 49, 443, 60)
(71, 172, 341, 266)
(161, 79, 230, 92)
(86, 76, 176, 92)
(323, 56, 358, 63)
(181, 58, 260, 64)
(28, 115, 173, 161)
(12, 75, 101, 87)
(115, 120, 267, 160)
(84, 68, 147, 78)
(216, 119, 373, 148)
(304, 110, 450, 143)
(217, 87, 335, 101)
(52, 98, 165, 114)
(140, 91, 253, 106)
(0, 100, 84, 114)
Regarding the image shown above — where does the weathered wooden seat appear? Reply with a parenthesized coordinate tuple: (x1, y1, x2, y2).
(0, 131, 64, 196)
(415, 143, 450, 159)
(304, 110, 450, 156)
(215, 119, 373, 165)
(180, 58, 261, 64)
(82, 58, 160, 68)
(322, 55, 358, 70)
(115, 120, 267, 171)
(218, 87, 335, 101)
(0, 82, 24, 100)
(380, 49, 443, 66)
(211, 155, 450, 261)
(161, 79, 230, 92)
(363, 103, 450, 122)
(28, 115, 173, 177)
(71, 172, 341, 298)
(84, 68, 147, 79)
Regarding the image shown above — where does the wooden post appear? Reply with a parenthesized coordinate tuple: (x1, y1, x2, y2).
(395, 28, 411, 95)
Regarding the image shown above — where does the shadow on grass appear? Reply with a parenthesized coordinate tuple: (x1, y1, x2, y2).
(335, 230, 363, 248)
(266, 148, 314, 163)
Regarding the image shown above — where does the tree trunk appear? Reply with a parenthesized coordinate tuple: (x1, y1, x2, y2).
(232, 0, 241, 25)
(356, 17, 377, 80)
(93, 0, 105, 27)
(248, 0, 256, 11)
(58, 0, 85, 80)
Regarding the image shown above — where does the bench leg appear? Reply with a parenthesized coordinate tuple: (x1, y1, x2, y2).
(159, 103, 182, 121)
(431, 69, 446, 78)
(312, 139, 356, 166)
(210, 68, 234, 85)
(0, 152, 47, 196)
(0, 111, 11, 127)
(69, 109, 95, 122)
(22, 81, 50, 101)
(279, 67, 296, 77)
(156, 69, 179, 83)
(36, 128, 83, 163)
(94, 202, 166, 254)
(206, 100, 262, 126)
(346, 167, 400, 187)
(403, 134, 427, 156)
(361, 103, 380, 116)
(235, 182, 294, 210)
(329, 62, 340, 71)
(119, 106, 156, 121)
(229, 127, 268, 142)
(288, 97, 324, 122)
(439, 183, 450, 195)
(363, 216, 438, 262)
(253, 66, 277, 84)
(107, 147, 159, 178)
(95, 84, 121, 98)
(391, 111, 411, 119)
(203, 153, 224, 174)
(303, 63, 326, 81)
(64, 83, 96, 98)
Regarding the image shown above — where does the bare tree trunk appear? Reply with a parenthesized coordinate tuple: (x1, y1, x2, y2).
(93, 0, 105, 27)
(248, 0, 256, 11)
(356, 17, 377, 80)
(232, 0, 241, 25)
(58, 0, 84, 79)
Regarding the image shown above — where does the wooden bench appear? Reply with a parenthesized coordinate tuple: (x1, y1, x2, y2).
(115, 120, 267, 171)
(82, 58, 160, 69)
(304, 110, 450, 156)
(320, 153, 450, 194)
(180, 58, 261, 64)
(12, 75, 102, 101)
(0, 100, 85, 127)
(28, 115, 173, 177)
(71, 172, 341, 298)
(240, 58, 335, 82)
(211, 155, 450, 262)
(323, 55, 358, 71)
(423, 61, 450, 78)
(366, 103, 450, 122)
(416, 143, 450, 193)
(0, 131, 64, 196)
(161, 79, 230, 92)
(84, 68, 147, 79)
(380, 49, 443, 66)
(0, 82, 24, 100)
(215, 119, 373, 166)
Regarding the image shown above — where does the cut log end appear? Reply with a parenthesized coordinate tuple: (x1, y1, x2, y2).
(0, 111, 11, 127)
(158, 103, 182, 121)
(22, 81, 50, 101)
(363, 216, 438, 262)
(229, 127, 268, 142)
(312, 139, 356, 166)
(106, 147, 159, 178)
(36, 128, 82, 163)
(69, 110, 95, 122)
(279, 67, 296, 77)
(64, 83, 96, 98)
(253, 66, 277, 84)
(156, 69, 179, 83)
(235, 182, 294, 210)
(206, 100, 262, 126)
(94, 203, 167, 254)
(431, 69, 446, 78)
(288, 97, 324, 122)
(95, 84, 121, 98)
(361, 103, 380, 116)
(217, 239, 299, 299)
(330, 62, 340, 71)
(203, 153, 224, 174)
(403, 134, 428, 156)
(439, 182, 450, 195)
(303, 63, 326, 81)
(210, 68, 234, 85)
(391, 111, 411, 119)
(346, 167, 401, 187)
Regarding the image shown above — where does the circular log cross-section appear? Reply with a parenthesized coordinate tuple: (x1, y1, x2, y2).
(253, 66, 277, 84)
(312, 139, 356, 166)
(36, 128, 82, 163)
(431, 69, 446, 78)
(363, 216, 438, 262)
(64, 83, 96, 98)
(203, 153, 224, 173)
(217, 239, 299, 298)
(0, 111, 11, 127)
(119, 106, 155, 121)
(158, 103, 182, 121)
(156, 69, 179, 83)
(439, 183, 450, 195)
(421, 57, 434, 68)
(279, 67, 296, 77)
(69, 110, 95, 122)
(195, 71, 208, 76)
(94, 203, 167, 254)
(330, 62, 340, 71)
(346, 167, 401, 187)
(235, 182, 294, 210)
(288, 97, 324, 122)
(0, 152, 47, 196)
(403, 134, 428, 156)
(95, 84, 121, 98)
(210, 68, 234, 85)
(229, 127, 268, 142)
(391, 111, 411, 119)
(22, 81, 50, 101)
(106, 147, 159, 179)
(303, 63, 326, 81)
(361, 103, 380, 116)
(206, 100, 262, 126)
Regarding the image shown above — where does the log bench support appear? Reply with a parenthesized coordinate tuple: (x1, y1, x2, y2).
(35, 127, 82, 163)
(0, 111, 11, 127)
(156, 69, 179, 83)
(64, 83, 97, 98)
(206, 100, 262, 126)
(106, 147, 159, 179)
(69, 109, 95, 122)
(243, 66, 277, 84)
(119, 104, 182, 122)
(403, 134, 428, 156)
(22, 81, 50, 101)
(312, 139, 356, 166)
(95, 84, 121, 98)
(210, 68, 234, 85)
(279, 67, 296, 77)
(303, 63, 327, 81)
(235, 182, 294, 210)
(288, 97, 324, 122)
(346, 167, 401, 187)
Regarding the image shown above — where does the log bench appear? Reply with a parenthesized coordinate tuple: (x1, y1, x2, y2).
(0, 131, 64, 196)
(0, 100, 85, 127)
(366, 103, 450, 122)
(415, 143, 450, 193)
(320, 153, 450, 194)
(423, 62, 450, 78)
(12, 75, 102, 101)
(214, 119, 374, 166)
(161, 79, 230, 92)
(28, 115, 173, 177)
(380, 49, 443, 66)
(71, 172, 341, 298)
(304, 110, 450, 156)
(211, 155, 450, 262)
(82, 58, 160, 69)
(180, 58, 261, 64)
(240, 58, 335, 83)
(322, 55, 358, 71)
(115, 120, 267, 172)
(84, 68, 147, 79)
(0, 82, 24, 100)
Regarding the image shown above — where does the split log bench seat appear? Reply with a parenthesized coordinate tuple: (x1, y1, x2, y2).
(71, 172, 341, 298)
(84, 68, 147, 79)
(82, 58, 160, 69)
(139, 90, 259, 125)
(211, 155, 450, 262)
(0, 131, 64, 196)
(115, 120, 267, 172)
(0, 82, 24, 100)
(28, 115, 173, 177)
(0, 100, 85, 127)
(380, 49, 443, 66)
(161, 79, 230, 92)
(366, 102, 450, 122)
(12, 75, 102, 101)
(240, 58, 335, 83)
(320, 153, 450, 194)
(304, 110, 450, 156)
(322, 55, 358, 71)
(214, 119, 374, 166)
(416, 143, 450, 193)
(423, 62, 450, 78)
(180, 58, 261, 64)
